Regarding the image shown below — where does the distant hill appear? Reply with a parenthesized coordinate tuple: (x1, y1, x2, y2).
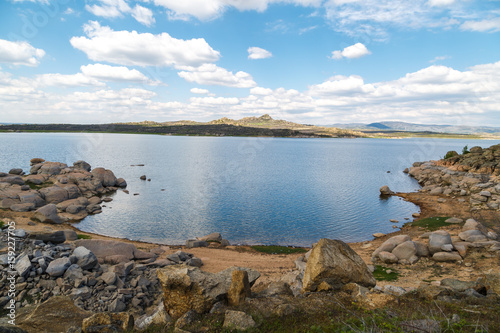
(327, 121, 500, 134)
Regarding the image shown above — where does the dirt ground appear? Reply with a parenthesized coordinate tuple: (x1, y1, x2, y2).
(1, 190, 499, 293)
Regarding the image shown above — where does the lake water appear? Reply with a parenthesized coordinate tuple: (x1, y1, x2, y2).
(0, 133, 497, 246)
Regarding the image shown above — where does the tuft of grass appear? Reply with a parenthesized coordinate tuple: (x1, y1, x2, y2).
(411, 216, 450, 231)
(0, 220, 4, 229)
(27, 180, 53, 190)
(251, 245, 308, 255)
(77, 234, 92, 239)
(373, 265, 399, 281)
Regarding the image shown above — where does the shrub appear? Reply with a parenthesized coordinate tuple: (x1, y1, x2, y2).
(462, 145, 470, 155)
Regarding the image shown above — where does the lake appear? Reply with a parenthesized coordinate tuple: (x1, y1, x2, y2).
(0, 133, 497, 246)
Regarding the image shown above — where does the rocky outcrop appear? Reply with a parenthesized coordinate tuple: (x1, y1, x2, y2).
(82, 312, 134, 333)
(302, 239, 376, 292)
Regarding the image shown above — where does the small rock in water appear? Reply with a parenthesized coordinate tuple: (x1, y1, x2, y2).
(412, 213, 421, 218)
(390, 219, 399, 223)
(373, 233, 386, 238)
(140, 175, 147, 180)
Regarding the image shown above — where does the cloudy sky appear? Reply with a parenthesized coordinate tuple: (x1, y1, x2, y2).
(0, 0, 499, 126)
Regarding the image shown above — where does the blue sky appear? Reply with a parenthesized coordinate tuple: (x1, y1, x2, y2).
(0, 0, 499, 126)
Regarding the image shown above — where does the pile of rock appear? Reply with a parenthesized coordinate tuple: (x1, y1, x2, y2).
(0, 159, 127, 222)
(407, 147, 500, 210)
(185, 232, 230, 248)
(371, 219, 499, 265)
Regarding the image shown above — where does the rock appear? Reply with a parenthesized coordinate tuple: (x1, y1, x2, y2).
(116, 178, 127, 187)
(73, 246, 99, 270)
(30, 158, 45, 165)
(16, 296, 91, 333)
(459, 230, 488, 242)
(412, 212, 421, 218)
(33, 204, 63, 224)
(445, 217, 463, 224)
(479, 190, 491, 197)
(109, 299, 126, 313)
(157, 266, 260, 320)
(0, 325, 28, 332)
(441, 244, 454, 252)
(140, 175, 147, 180)
(39, 186, 69, 204)
(227, 270, 251, 306)
(428, 230, 452, 254)
(441, 278, 478, 292)
(186, 257, 203, 267)
(372, 235, 411, 258)
(469, 146, 483, 154)
(28, 231, 66, 244)
(64, 264, 84, 281)
(383, 285, 407, 296)
(46, 257, 72, 277)
(19, 192, 45, 207)
(223, 310, 256, 331)
(91, 167, 117, 187)
(379, 185, 394, 195)
(15, 254, 32, 278)
(63, 230, 78, 241)
(1, 176, 24, 185)
(70, 287, 91, 300)
(372, 233, 385, 238)
(303, 239, 376, 292)
(135, 303, 172, 330)
(9, 168, 23, 175)
(11, 203, 35, 212)
(75, 239, 139, 261)
(73, 160, 91, 172)
(260, 281, 294, 297)
(480, 273, 500, 295)
(378, 251, 399, 264)
(38, 162, 66, 175)
(185, 239, 209, 248)
(414, 241, 430, 257)
(82, 313, 134, 333)
(462, 219, 489, 234)
(392, 241, 417, 261)
(197, 232, 222, 242)
(432, 252, 462, 262)
(101, 271, 117, 285)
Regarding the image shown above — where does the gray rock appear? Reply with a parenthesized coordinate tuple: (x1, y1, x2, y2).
(392, 241, 417, 261)
(9, 168, 23, 175)
(91, 167, 117, 187)
(64, 264, 84, 281)
(462, 219, 489, 234)
(175, 310, 197, 329)
(197, 232, 222, 242)
(223, 310, 256, 331)
(479, 191, 491, 197)
(109, 298, 126, 312)
(185, 239, 209, 248)
(428, 230, 452, 254)
(459, 230, 488, 242)
(414, 241, 430, 257)
(46, 257, 72, 277)
(39, 186, 69, 204)
(441, 244, 454, 252)
(15, 254, 32, 277)
(11, 203, 35, 212)
(383, 285, 407, 296)
(372, 235, 412, 258)
(28, 231, 66, 244)
(445, 217, 463, 224)
(432, 252, 462, 262)
(101, 271, 117, 285)
(33, 204, 63, 224)
(400, 319, 440, 333)
(429, 187, 443, 195)
(12, 229, 26, 238)
(1, 176, 25, 185)
(73, 160, 91, 172)
(19, 192, 45, 207)
(116, 178, 127, 187)
(63, 230, 78, 241)
(186, 257, 203, 267)
(73, 246, 99, 270)
(74, 239, 141, 261)
(379, 185, 394, 195)
(70, 286, 91, 300)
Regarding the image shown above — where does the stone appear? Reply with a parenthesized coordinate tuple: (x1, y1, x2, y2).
(63, 230, 78, 241)
(16, 296, 91, 333)
(223, 310, 256, 331)
(1, 176, 24, 185)
(430, 187, 443, 195)
(428, 230, 452, 254)
(19, 192, 45, 207)
(28, 231, 66, 244)
(459, 230, 488, 242)
(302, 239, 376, 292)
(30, 158, 45, 165)
(441, 278, 478, 292)
(75, 239, 139, 261)
(46, 257, 72, 277)
(481, 273, 500, 295)
(15, 254, 32, 278)
(39, 186, 69, 204)
(260, 281, 294, 297)
(197, 232, 222, 242)
(383, 285, 407, 296)
(9, 168, 23, 175)
(412, 212, 421, 218)
(372, 233, 385, 238)
(11, 203, 35, 212)
(82, 313, 134, 333)
(70, 287, 91, 300)
(64, 264, 84, 281)
(33, 204, 63, 224)
(462, 219, 489, 234)
(101, 271, 117, 285)
(372, 235, 412, 258)
(432, 252, 462, 262)
(185, 239, 209, 248)
(441, 244, 454, 252)
(378, 251, 399, 264)
(392, 241, 417, 261)
(157, 266, 260, 320)
(73, 160, 91, 172)
(91, 167, 117, 187)
(227, 270, 251, 306)
(73, 246, 99, 270)
(109, 299, 126, 313)
(379, 185, 394, 195)
(140, 175, 147, 180)
(115, 178, 127, 187)
(186, 257, 203, 267)
(445, 217, 463, 224)
(414, 241, 430, 257)
(175, 310, 197, 329)
(135, 303, 172, 330)
(479, 191, 491, 197)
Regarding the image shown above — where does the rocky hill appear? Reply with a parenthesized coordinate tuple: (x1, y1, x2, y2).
(438, 144, 500, 176)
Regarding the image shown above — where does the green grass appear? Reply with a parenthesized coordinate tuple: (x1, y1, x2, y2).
(251, 245, 308, 255)
(373, 265, 399, 282)
(27, 180, 53, 190)
(410, 216, 451, 231)
(0, 220, 4, 229)
(77, 234, 92, 239)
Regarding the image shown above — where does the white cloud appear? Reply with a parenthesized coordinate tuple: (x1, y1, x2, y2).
(80, 63, 158, 84)
(429, 55, 450, 63)
(131, 5, 156, 27)
(36, 73, 105, 87)
(0, 40, 45, 67)
(330, 43, 371, 60)
(85, 0, 155, 26)
(70, 21, 220, 68)
(248, 47, 273, 60)
(428, 0, 456, 6)
(178, 64, 257, 88)
(460, 17, 500, 32)
(190, 88, 211, 94)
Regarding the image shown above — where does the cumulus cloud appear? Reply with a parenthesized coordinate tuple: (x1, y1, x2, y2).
(248, 47, 273, 60)
(70, 21, 220, 68)
(330, 43, 371, 60)
(460, 17, 500, 32)
(428, 0, 456, 6)
(190, 88, 211, 94)
(85, 0, 155, 26)
(36, 73, 105, 87)
(178, 64, 257, 88)
(0, 40, 45, 67)
(80, 63, 158, 84)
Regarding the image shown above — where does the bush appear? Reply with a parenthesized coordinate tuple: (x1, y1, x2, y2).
(443, 150, 458, 159)
(462, 145, 470, 155)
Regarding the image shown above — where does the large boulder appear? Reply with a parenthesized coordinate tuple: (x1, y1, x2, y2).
(428, 230, 452, 254)
(1, 176, 24, 185)
(372, 235, 411, 259)
(73, 246, 98, 270)
(16, 296, 92, 333)
(227, 270, 251, 306)
(74, 239, 155, 261)
(157, 266, 260, 320)
(91, 168, 117, 187)
(392, 241, 417, 261)
(46, 257, 72, 277)
(33, 204, 63, 224)
(28, 231, 66, 244)
(459, 230, 488, 243)
(302, 239, 376, 292)
(39, 186, 69, 204)
(379, 185, 394, 195)
(82, 313, 134, 333)
(73, 160, 91, 172)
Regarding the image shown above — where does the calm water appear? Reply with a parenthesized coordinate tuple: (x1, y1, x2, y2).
(0, 133, 497, 246)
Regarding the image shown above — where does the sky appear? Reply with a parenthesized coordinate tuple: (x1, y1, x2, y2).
(0, 0, 499, 126)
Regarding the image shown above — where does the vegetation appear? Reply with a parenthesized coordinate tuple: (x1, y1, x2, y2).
(462, 145, 470, 155)
(0, 220, 4, 229)
(444, 151, 459, 159)
(77, 234, 92, 239)
(373, 265, 399, 282)
(410, 216, 451, 231)
(251, 245, 308, 255)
